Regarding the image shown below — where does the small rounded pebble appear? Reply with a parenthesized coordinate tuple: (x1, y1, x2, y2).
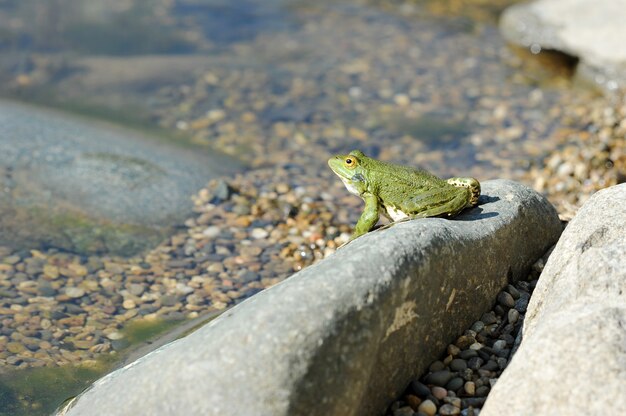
(497, 291, 515, 308)
(440, 404, 461, 415)
(425, 370, 453, 387)
(65, 287, 85, 298)
(410, 381, 431, 398)
(446, 377, 465, 392)
(450, 358, 468, 372)
(508, 308, 520, 324)
(418, 399, 437, 416)
(492, 340, 507, 352)
(464, 381, 476, 396)
(432, 386, 447, 400)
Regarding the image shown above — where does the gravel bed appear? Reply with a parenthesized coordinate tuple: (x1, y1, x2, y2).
(0, 0, 624, 376)
(384, 250, 552, 416)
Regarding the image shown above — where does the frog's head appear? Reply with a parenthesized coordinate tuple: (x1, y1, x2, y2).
(328, 150, 368, 196)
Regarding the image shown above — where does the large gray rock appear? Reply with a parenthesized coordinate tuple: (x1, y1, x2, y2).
(500, 0, 626, 93)
(0, 99, 241, 255)
(59, 180, 561, 416)
(483, 183, 626, 415)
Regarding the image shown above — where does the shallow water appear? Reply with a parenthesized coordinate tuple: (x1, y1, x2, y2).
(0, 0, 595, 412)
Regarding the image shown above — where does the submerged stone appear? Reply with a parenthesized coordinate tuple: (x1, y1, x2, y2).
(0, 99, 241, 256)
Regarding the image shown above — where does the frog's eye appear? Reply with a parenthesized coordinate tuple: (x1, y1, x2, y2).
(344, 157, 357, 168)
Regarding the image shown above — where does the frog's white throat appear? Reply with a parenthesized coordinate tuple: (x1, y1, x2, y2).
(341, 178, 361, 196)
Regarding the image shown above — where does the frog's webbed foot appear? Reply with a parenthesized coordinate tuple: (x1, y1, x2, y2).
(447, 177, 481, 207)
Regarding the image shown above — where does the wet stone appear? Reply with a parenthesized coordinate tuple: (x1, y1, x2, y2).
(475, 386, 490, 397)
(450, 358, 468, 372)
(410, 381, 431, 398)
(440, 404, 461, 415)
(480, 312, 497, 325)
(507, 309, 520, 324)
(496, 291, 515, 308)
(506, 284, 521, 299)
(467, 357, 484, 370)
(66, 287, 85, 298)
(425, 370, 453, 387)
(470, 321, 485, 333)
(431, 386, 447, 400)
(458, 349, 478, 360)
(418, 400, 437, 416)
(481, 360, 499, 372)
(492, 340, 507, 352)
(514, 297, 529, 313)
(429, 360, 446, 372)
(446, 377, 465, 392)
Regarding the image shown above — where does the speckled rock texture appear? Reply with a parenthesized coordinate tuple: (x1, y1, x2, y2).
(0, 99, 240, 255)
(483, 183, 626, 415)
(500, 0, 626, 92)
(59, 180, 561, 416)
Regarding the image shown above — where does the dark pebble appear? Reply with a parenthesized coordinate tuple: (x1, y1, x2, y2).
(475, 386, 490, 397)
(160, 295, 180, 307)
(477, 349, 491, 361)
(65, 304, 84, 314)
(111, 339, 131, 351)
(461, 397, 487, 408)
(425, 370, 453, 387)
(37, 282, 57, 297)
(467, 357, 484, 370)
(410, 381, 431, 398)
(429, 360, 446, 372)
(506, 284, 521, 299)
(237, 271, 260, 283)
(497, 291, 515, 308)
(514, 298, 529, 313)
(449, 358, 467, 372)
(481, 360, 499, 372)
(446, 377, 465, 392)
(494, 305, 506, 317)
(458, 349, 478, 360)
(51, 310, 68, 320)
(480, 312, 497, 325)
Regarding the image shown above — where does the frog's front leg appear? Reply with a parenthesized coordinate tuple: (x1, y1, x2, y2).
(352, 194, 380, 240)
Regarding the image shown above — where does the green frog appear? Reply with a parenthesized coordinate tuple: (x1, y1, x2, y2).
(328, 150, 480, 240)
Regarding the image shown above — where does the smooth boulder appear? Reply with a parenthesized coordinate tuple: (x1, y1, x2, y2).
(59, 180, 561, 416)
(482, 183, 626, 415)
(500, 0, 626, 92)
(0, 99, 241, 255)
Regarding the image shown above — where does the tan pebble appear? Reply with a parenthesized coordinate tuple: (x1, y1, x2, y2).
(43, 265, 60, 280)
(431, 385, 447, 400)
(65, 287, 85, 298)
(7, 342, 26, 354)
(122, 299, 136, 309)
(58, 315, 85, 327)
(418, 399, 437, 416)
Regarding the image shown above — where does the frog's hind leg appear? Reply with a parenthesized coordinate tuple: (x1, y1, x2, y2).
(411, 188, 471, 218)
(447, 177, 480, 207)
